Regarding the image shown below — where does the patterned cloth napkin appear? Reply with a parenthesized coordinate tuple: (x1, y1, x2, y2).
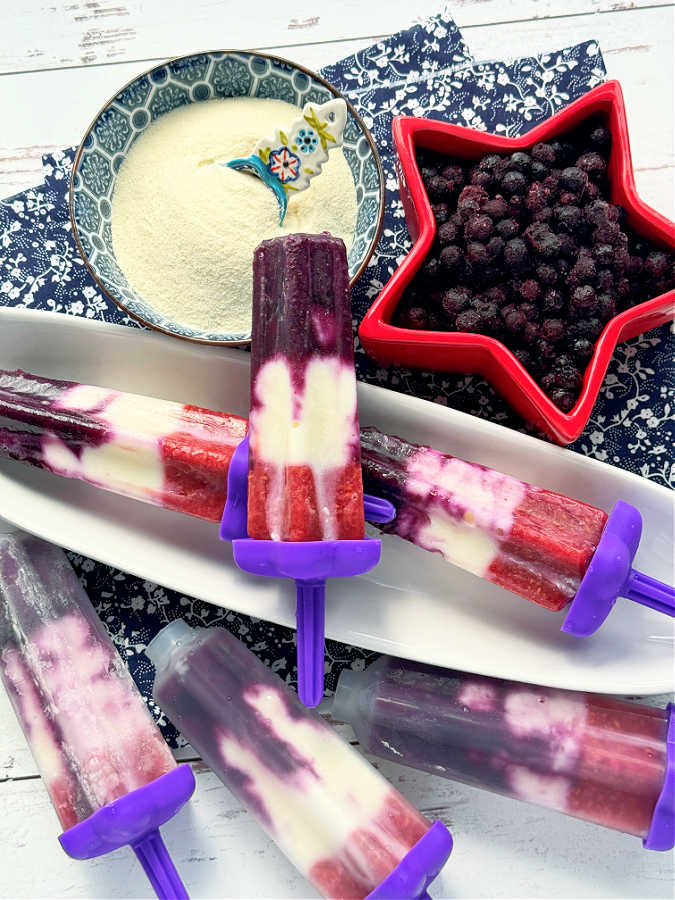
(1, 11, 672, 744)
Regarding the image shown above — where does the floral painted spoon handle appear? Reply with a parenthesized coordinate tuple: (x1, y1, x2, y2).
(222, 98, 348, 225)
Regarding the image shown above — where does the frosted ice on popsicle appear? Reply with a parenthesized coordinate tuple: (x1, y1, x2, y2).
(247, 232, 365, 541)
(0, 369, 246, 521)
(334, 657, 673, 847)
(0, 528, 176, 829)
(360, 426, 608, 611)
(0, 527, 194, 898)
(148, 621, 451, 899)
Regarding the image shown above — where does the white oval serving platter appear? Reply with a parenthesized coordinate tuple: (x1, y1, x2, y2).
(0, 308, 672, 693)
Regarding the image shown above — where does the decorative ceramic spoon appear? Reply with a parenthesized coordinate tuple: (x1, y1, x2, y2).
(223, 98, 348, 225)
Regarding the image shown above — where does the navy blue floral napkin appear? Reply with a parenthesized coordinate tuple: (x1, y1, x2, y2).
(1, 25, 673, 744)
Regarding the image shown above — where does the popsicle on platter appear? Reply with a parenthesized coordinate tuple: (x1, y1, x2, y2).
(148, 620, 452, 900)
(0, 526, 194, 897)
(333, 657, 674, 850)
(359, 426, 609, 611)
(247, 232, 365, 542)
(0, 368, 246, 521)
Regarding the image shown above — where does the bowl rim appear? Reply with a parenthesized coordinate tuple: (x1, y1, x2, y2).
(358, 79, 675, 443)
(69, 48, 386, 347)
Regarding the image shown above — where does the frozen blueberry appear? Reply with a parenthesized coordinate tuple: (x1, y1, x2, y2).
(535, 338, 556, 359)
(560, 166, 588, 194)
(570, 256, 597, 286)
(478, 154, 502, 173)
(430, 202, 450, 224)
(477, 302, 500, 331)
(471, 168, 495, 189)
(398, 305, 429, 329)
(540, 318, 565, 342)
(504, 308, 527, 334)
(483, 286, 507, 306)
(522, 321, 540, 345)
(426, 175, 449, 200)
(557, 234, 578, 258)
(645, 250, 670, 279)
(554, 364, 582, 391)
(549, 389, 576, 412)
(532, 143, 556, 165)
(576, 152, 607, 181)
(596, 268, 614, 292)
(437, 217, 461, 245)
(615, 277, 631, 298)
(518, 279, 541, 302)
(455, 309, 482, 332)
(584, 199, 618, 226)
(571, 337, 595, 363)
(439, 244, 463, 272)
(486, 236, 505, 261)
(457, 185, 489, 220)
(519, 302, 539, 320)
(442, 286, 471, 317)
(626, 255, 644, 277)
(508, 151, 532, 174)
(504, 237, 529, 270)
(588, 124, 611, 150)
(524, 223, 561, 258)
(513, 348, 534, 369)
(535, 263, 557, 285)
(501, 170, 528, 195)
(525, 182, 550, 213)
(531, 161, 550, 181)
(465, 214, 494, 241)
(554, 205, 582, 233)
(571, 284, 597, 311)
(596, 293, 617, 319)
(496, 218, 520, 239)
(592, 221, 624, 246)
(483, 196, 509, 219)
(467, 241, 489, 266)
(542, 288, 565, 314)
(441, 164, 466, 193)
(532, 206, 554, 223)
(593, 243, 615, 266)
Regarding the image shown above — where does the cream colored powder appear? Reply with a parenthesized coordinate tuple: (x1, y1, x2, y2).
(111, 97, 358, 335)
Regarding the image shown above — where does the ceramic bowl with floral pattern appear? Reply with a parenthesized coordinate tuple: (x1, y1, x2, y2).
(69, 50, 385, 344)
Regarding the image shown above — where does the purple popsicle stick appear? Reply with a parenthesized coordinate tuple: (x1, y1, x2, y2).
(220, 436, 393, 707)
(562, 500, 675, 636)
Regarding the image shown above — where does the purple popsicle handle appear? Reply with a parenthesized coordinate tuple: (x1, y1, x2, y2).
(296, 581, 326, 708)
(562, 500, 674, 637)
(59, 765, 195, 899)
(644, 703, 675, 851)
(132, 831, 189, 900)
(366, 820, 453, 899)
(624, 570, 675, 616)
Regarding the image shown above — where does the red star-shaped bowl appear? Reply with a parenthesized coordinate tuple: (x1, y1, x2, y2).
(358, 80, 675, 444)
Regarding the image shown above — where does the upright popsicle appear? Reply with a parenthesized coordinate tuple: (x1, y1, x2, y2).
(147, 620, 452, 899)
(0, 525, 194, 898)
(0, 368, 247, 521)
(247, 232, 364, 542)
(238, 232, 377, 707)
(360, 426, 674, 631)
(333, 657, 674, 850)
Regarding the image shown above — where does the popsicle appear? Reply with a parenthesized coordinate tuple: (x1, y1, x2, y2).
(359, 426, 674, 633)
(0, 368, 247, 521)
(333, 657, 674, 851)
(0, 525, 195, 898)
(233, 232, 379, 707)
(247, 232, 364, 542)
(147, 619, 452, 899)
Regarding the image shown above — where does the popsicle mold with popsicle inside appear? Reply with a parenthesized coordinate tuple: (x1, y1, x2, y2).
(0, 526, 194, 897)
(148, 620, 452, 899)
(333, 657, 674, 849)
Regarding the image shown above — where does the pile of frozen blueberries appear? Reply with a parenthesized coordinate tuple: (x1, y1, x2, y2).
(395, 117, 675, 412)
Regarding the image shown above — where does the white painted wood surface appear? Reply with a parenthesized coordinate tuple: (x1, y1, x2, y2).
(1, 1, 674, 897)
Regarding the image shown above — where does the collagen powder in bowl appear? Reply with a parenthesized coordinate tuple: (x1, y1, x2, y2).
(70, 51, 384, 345)
(111, 98, 356, 337)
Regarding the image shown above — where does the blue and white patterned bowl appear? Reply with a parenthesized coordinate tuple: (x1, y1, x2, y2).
(69, 50, 385, 344)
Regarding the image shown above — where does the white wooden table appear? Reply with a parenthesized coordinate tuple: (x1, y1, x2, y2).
(1, 2, 674, 897)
